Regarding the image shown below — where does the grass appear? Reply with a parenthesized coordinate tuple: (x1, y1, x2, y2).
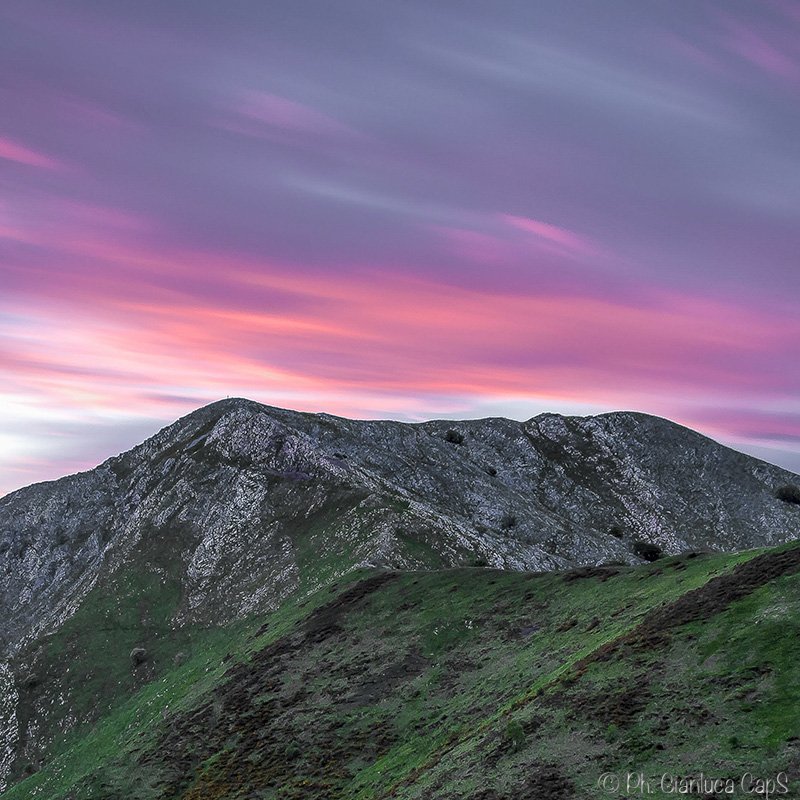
(6, 544, 800, 799)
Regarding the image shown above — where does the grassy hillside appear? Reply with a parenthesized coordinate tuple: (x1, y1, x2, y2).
(7, 542, 800, 799)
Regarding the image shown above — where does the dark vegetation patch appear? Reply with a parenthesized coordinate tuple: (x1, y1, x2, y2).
(444, 429, 464, 445)
(574, 544, 800, 669)
(499, 513, 517, 531)
(340, 646, 428, 708)
(139, 573, 402, 799)
(302, 572, 397, 643)
(776, 485, 800, 505)
(477, 747, 576, 800)
(568, 679, 652, 728)
(633, 540, 663, 562)
(637, 544, 800, 635)
(514, 763, 577, 799)
(541, 544, 800, 751)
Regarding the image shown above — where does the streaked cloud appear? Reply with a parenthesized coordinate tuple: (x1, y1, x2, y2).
(501, 214, 599, 259)
(0, 0, 798, 493)
(225, 90, 362, 140)
(0, 136, 62, 170)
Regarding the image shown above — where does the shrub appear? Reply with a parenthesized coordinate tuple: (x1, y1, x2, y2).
(633, 540, 663, 562)
(470, 556, 489, 567)
(444, 429, 464, 445)
(500, 513, 517, 530)
(609, 525, 624, 539)
(505, 720, 526, 752)
(130, 647, 148, 666)
(776, 485, 800, 505)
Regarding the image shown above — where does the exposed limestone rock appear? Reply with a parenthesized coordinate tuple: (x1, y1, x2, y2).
(1, 398, 797, 663)
(0, 663, 18, 792)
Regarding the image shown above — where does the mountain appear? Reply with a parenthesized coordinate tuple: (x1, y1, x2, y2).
(1, 398, 799, 796)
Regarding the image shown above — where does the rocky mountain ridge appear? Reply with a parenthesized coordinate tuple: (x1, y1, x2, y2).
(2, 398, 798, 658)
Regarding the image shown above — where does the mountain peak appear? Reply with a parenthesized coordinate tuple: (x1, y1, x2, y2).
(1, 400, 797, 658)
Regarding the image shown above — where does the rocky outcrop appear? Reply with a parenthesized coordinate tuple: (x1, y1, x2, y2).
(1, 398, 798, 661)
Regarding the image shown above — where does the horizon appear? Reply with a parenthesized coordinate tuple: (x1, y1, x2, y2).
(2, 1, 799, 494)
(1, 396, 797, 498)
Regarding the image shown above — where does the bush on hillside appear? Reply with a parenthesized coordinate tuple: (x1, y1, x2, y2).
(633, 540, 663, 562)
(444, 429, 464, 445)
(500, 512, 517, 530)
(776, 485, 800, 505)
(505, 720, 526, 752)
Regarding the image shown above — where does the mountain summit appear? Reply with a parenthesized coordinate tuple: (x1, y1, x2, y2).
(2, 399, 797, 657)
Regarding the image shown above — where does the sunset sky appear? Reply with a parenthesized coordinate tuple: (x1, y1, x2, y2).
(1, 0, 799, 495)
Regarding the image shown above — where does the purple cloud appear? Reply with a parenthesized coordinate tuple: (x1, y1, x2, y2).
(0, 0, 798, 494)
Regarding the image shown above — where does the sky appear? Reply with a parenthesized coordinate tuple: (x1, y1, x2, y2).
(1, 0, 799, 495)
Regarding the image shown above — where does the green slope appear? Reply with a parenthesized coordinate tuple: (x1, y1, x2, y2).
(6, 543, 800, 799)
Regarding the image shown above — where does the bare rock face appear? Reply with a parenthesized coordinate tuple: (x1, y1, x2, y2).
(0, 398, 797, 662)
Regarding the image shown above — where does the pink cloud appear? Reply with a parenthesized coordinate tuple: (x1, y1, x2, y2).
(3, 239, 800, 493)
(222, 91, 361, 140)
(430, 226, 514, 264)
(4, 233, 798, 411)
(501, 214, 600, 258)
(433, 214, 604, 266)
(0, 195, 150, 253)
(718, 14, 800, 80)
(0, 136, 62, 170)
